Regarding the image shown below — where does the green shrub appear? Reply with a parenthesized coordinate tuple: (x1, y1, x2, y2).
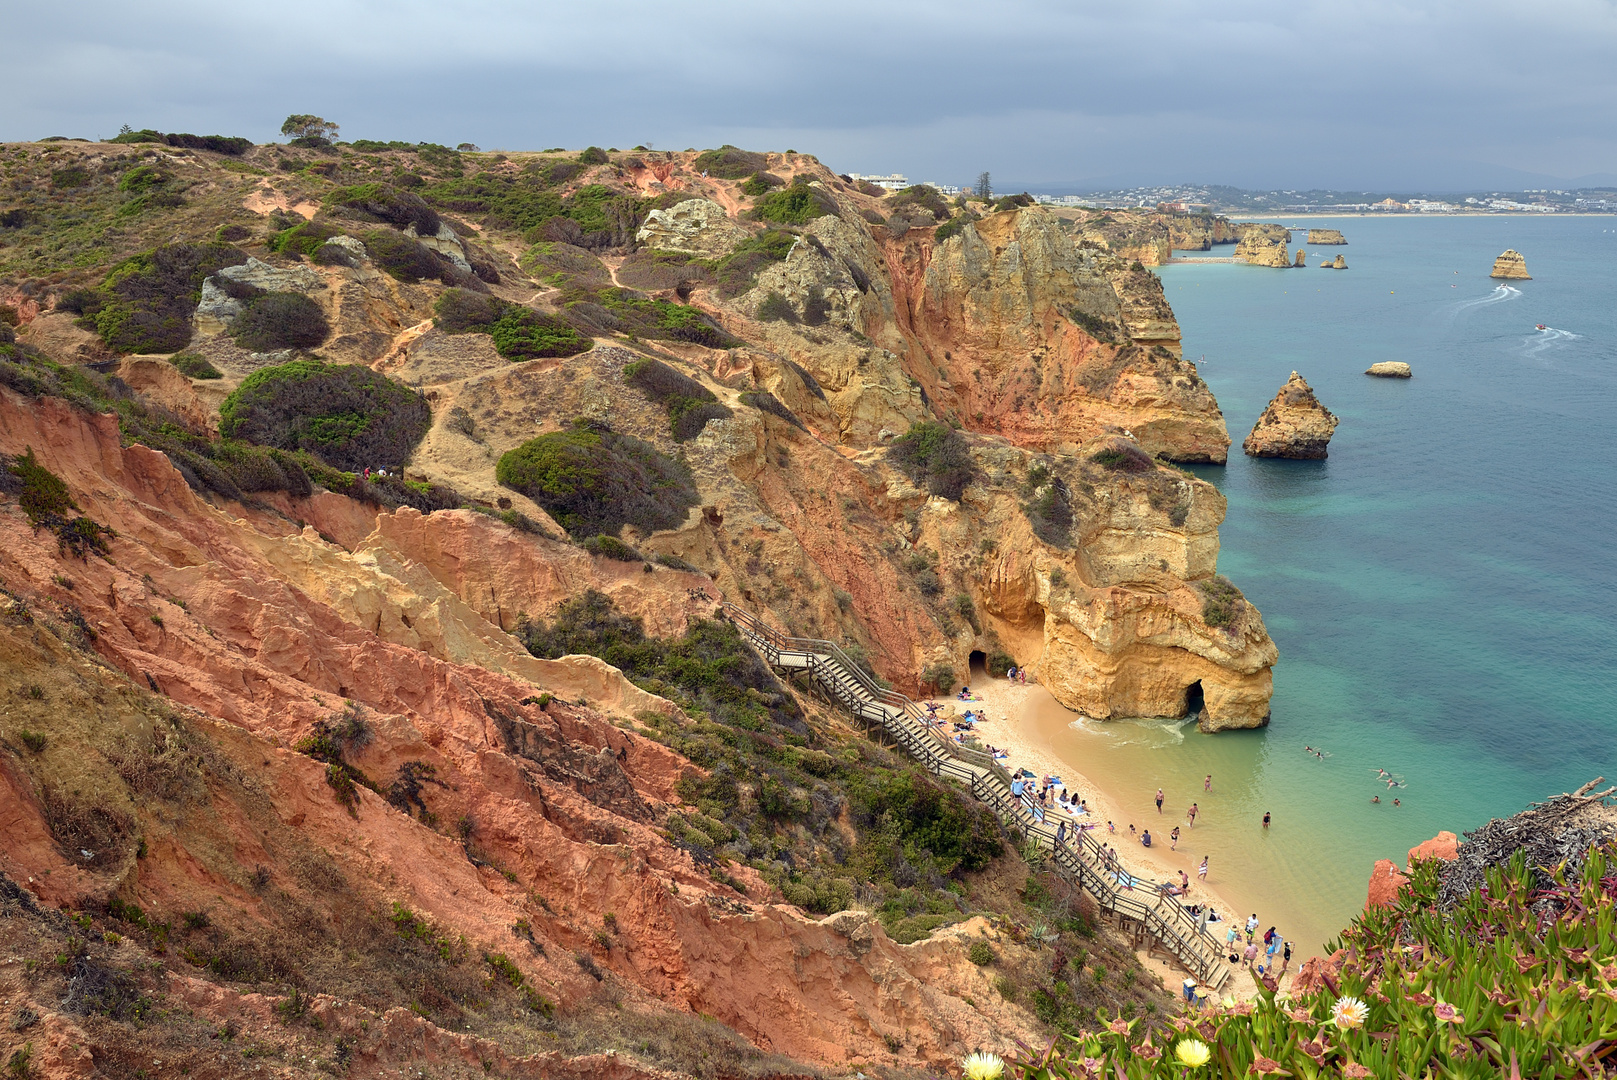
(693, 146, 767, 179)
(18, 729, 46, 753)
(117, 164, 168, 194)
(756, 291, 797, 323)
(932, 218, 968, 244)
(614, 249, 713, 292)
(967, 939, 995, 965)
(740, 172, 784, 197)
(486, 307, 590, 360)
(9, 448, 75, 523)
(229, 292, 330, 352)
(751, 180, 837, 225)
(887, 184, 952, 222)
(1066, 307, 1119, 343)
(432, 288, 504, 333)
(576, 146, 609, 165)
(887, 421, 973, 500)
(581, 534, 642, 562)
(81, 243, 247, 353)
(169, 352, 222, 379)
(920, 662, 956, 694)
(268, 219, 344, 256)
(496, 423, 697, 539)
(50, 167, 91, 189)
(1197, 575, 1243, 629)
(1025, 470, 1075, 546)
(1090, 441, 1154, 472)
(218, 359, 431, 471)
(361, 229, 446, 283)
(325, 183, 441, 235)
(623, 358, 734, 442)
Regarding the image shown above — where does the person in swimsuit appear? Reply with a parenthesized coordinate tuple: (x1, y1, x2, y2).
(1170, 826, 1180, 849)
(1155, 788, 1164, 813)
(1198, 856, 1209, 879)
(1188, 803, 1199, 827)
(1263, 811, 1271, 828)
(1204, 775, 1211, 792)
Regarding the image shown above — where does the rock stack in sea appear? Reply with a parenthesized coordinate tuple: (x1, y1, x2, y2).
(1490, 249, 1531, 280)
(1332, 254, 1346, 269)
(1293, 248, 1307, 267)
(1308, 228, 1347, 245)
(1365, 361, 1411, 378)
(1243, 371, 1339, 458)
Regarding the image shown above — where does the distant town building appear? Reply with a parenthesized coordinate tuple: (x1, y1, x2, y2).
(847, 172, 909, 190)
(1408, 199, 1457, 213)
(1373, 198, 1408, 211)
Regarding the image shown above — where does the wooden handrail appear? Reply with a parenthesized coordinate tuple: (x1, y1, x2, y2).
(721, 601, 1228, 989)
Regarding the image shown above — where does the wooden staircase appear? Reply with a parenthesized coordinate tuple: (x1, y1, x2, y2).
(722, 602, 1230, 992)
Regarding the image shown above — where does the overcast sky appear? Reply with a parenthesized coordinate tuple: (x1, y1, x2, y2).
(10, 0, 1617, 191)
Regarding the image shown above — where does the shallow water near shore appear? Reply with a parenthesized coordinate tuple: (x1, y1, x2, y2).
(1026, 215, 1617, 954)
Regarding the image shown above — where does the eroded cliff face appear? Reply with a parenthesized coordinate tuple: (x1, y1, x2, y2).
(0, 387, 1048, 1073)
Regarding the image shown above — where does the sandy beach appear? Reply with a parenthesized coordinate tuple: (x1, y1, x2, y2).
(929, 675, 1290, 997)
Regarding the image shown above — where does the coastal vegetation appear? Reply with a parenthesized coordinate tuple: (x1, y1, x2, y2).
(1025, 836, 1617, 1080)
(218, 359, 430, 471)
(495, 422, 698, 538)
(887, 420, 974, 500)
(623, 357, 733, 441)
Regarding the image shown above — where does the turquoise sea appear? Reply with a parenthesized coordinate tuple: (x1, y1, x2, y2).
(1028, 215, 1617, 952)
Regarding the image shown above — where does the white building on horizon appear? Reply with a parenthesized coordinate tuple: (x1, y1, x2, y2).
(847, 172, 909, 191)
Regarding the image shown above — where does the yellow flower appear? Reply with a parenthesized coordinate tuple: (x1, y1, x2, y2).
(1175, 1039, 1211, 1068)
(1331, 996, 1369, 1030)
(962, 1052, 1005, 1080)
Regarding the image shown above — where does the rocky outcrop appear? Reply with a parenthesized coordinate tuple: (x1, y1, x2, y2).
(1243, 371, 1338, 459)
(1367, 832, 1460, 907)
(636, 198, 749, 257)
(887, 208, 1231, 462)
(1238, 223, 1291, 245)
(1330, 254, 1347, 269)
(1293, 248, 1307, 267)
(1365, 361, 1411, 378)
(195, 256, 326, 331)
(1490, 249, 1531, 279)
(1307, 229, 1347, 244)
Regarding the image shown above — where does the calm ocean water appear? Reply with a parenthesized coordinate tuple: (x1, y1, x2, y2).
(1027, 215, 1617, 952)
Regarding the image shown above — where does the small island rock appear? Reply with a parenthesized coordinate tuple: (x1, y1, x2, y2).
(1365, 361, 1412, 378)
(1243, 371, 1339, 459)
(1332, 254, 1346, 269)
(1308, 229, 1347, 245)
(1490, 249, 1531, 280)
(1293, 248, 1307, 267)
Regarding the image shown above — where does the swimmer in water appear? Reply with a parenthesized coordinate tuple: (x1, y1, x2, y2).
(1372, 795, 1381, 803)
(1393, 798, 1401, 807)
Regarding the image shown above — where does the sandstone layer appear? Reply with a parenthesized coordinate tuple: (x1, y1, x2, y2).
(1243, 371, 1339, 459)
(1365, 361, 1412, 378)
(1307, 229, 1347, 245)
(1490, 249, 1531, 279)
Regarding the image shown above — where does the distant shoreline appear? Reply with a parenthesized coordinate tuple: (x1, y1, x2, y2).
(1234, 212, 1616, 219)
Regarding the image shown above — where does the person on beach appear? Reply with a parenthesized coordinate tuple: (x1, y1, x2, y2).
(1128, 824, 1137, 840)
(1198, 856, 1209, 880)
(1179, 869, 1190, 892)
(1225, 924, 1239, 949)
(1055, 820, 1067, 846)
(1019, 668, 1026, 684)
(1243, 940, 1260, 967)
(1204, 774, 1212, 792)
(1282, 940, 1292, 975)
(1266, 931, 1281, 966)
(1245, 914, 1259, 941)
(1263, 811, 1271, 828)
(1141, 829, 1152, 847)
(1170, 826, 1180, 850)
(1107, 820, 1115, 833)
(1155, 788, 1164, 813)
(1006, 665, 1016, 680)
(1187, 803, 1199, 827)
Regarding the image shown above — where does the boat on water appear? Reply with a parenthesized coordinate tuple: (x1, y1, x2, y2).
(1536, 323, 1548, 331)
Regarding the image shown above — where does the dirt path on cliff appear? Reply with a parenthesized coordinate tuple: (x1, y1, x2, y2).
(928, 676, 1267, 998)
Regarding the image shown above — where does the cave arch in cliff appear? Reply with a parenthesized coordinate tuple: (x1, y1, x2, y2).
(969, 650, 988, 680)
(1183, 680, 1205, 719)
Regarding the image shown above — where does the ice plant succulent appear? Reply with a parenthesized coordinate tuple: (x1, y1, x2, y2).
(1174, 1039, 1211, 1068)
(962, 1052, 1005, 1080)
(1330, 995, 1368, 1030)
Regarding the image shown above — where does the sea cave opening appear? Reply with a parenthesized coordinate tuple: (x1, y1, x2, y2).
(968, 649, 988, 680)
(1184, 680, 1205, 718)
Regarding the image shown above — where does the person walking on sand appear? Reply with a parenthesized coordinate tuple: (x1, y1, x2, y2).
(1155, 788, 1164, 813)
(1281, 939, 1292, 975)
(1263, 811, 1271, 828)
(1204, 774, 1211, 792)
(1198, 856, 1208, 880)
(1170, 825, 1180, 850)
(1187, 803, 1199, 828)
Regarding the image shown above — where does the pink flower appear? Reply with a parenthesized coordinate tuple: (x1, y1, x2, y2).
(1299, 1037, 1330, 1065)
(1341, 1064, 1373, 1078)
(1288, 1006, 1314, 1024)
(1108, 1018, 1130, 1036)
(1130, 1042, 1162, 1060)
(1407, 991, 1434, 1006)
(1432, 1001, 1463, 1023)
(1252, 1055, 1290, 1075)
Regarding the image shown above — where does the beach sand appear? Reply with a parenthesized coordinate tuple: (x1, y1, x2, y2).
(934, 675, 1303, 997)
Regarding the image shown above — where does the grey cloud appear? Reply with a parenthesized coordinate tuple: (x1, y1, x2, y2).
(8, 0, 1617, 190)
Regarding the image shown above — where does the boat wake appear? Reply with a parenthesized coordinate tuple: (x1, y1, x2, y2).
(1454, 285, 1521, 312)
(1522, 326, 1580, 357)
